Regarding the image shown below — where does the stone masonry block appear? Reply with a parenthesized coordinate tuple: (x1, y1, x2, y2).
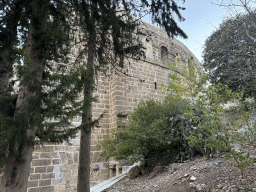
(34, 146, 54, 152)
(115, 103, 127, 108)
(59, 152, 67, 162)
(30, 167, 35, 173)
(46, 166, 54, 173)
(51, 152, 60, 158)
(100, 129, 106, 134)
(32, 153, 41, 159)
(92, 108, 104, 113)
(92, 128, 100, 134)
(66, 152, 73, 160)
(27, 180, 39, 188)
(42, 173, 55, 179)
(97, 103, 105, 109)
(92, 112, 102, 118)
(40, 152, 52, 158)
(39, 179, 51, 187)
(28, 188, 41, 192)
(99, 118, 109, 124)
(32, 159, 51, 166)
(91, 137, 99, 144)
(41, 186, 55, 192)
(91, 135, 96, 140)
(104, 104, 110, 108)
(66, 146, 77, 152)
(65, 153, 74, 164)
(74, 152, 79, 163)
(98, 123, 109, 128)
(52, 159, 61, 165)
(91, 145, 100, 152)
(29, 173, 41, 180)
(35, 167, 46, 173)
(54, 146, 66, 151)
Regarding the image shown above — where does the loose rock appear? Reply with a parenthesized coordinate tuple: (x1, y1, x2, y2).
(128, 166, 141, 179)
(190, 176, 197, 181)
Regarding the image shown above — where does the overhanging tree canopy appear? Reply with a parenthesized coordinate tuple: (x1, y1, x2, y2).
(70, 1, 188, 191)
(0, 1, 88, 191)
(203, 11, 256, 98)
(1, 0, 188, 192)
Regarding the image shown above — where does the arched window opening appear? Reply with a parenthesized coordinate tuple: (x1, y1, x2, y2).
(161, 46, 168, 65)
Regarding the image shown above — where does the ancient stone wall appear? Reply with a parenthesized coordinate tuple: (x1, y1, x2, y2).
(26, 22, 201, 192)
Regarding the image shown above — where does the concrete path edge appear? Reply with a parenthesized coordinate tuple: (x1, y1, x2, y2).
(90, 161, 141, 192)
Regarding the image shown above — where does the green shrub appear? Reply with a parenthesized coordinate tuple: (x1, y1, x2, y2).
(99, 95, 213, 165)
(164, 57, 255, 177)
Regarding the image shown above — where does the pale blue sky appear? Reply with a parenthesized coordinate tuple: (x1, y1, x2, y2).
(141, 0, 243, 63)
(4, 1, 246, 64)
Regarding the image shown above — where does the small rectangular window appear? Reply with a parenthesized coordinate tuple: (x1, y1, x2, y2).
(161, 46, 168, 65)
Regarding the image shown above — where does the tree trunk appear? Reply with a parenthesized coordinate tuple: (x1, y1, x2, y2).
(77, 0, 97, 191)
(0, 1, 49, 191)
(77, 114, 92, 192)
(77, 35, 95, 191)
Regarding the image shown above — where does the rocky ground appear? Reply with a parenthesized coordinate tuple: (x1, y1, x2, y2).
(104, 150, 256, 192)
(103, 109, 256, 192)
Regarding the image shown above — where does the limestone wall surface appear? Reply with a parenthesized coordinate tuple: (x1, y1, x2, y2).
(26, 21, 201, 192)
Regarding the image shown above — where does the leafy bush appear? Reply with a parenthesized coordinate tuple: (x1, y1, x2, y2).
(164, 57, 255, 177)
(99, 95, 213, 165)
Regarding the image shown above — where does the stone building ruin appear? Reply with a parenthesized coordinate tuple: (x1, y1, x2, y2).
(26, 21, 202, 192)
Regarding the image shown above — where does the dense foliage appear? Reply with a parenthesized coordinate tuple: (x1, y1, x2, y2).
(99, 96, 214, 164)
(0, 2, 83, 176)
(203, 10, 256, 99)
(1, 1, 189, 191)
(167, 57, 255, 177)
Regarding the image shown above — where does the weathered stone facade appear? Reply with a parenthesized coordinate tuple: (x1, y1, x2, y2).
(26, 22, 202, 192)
